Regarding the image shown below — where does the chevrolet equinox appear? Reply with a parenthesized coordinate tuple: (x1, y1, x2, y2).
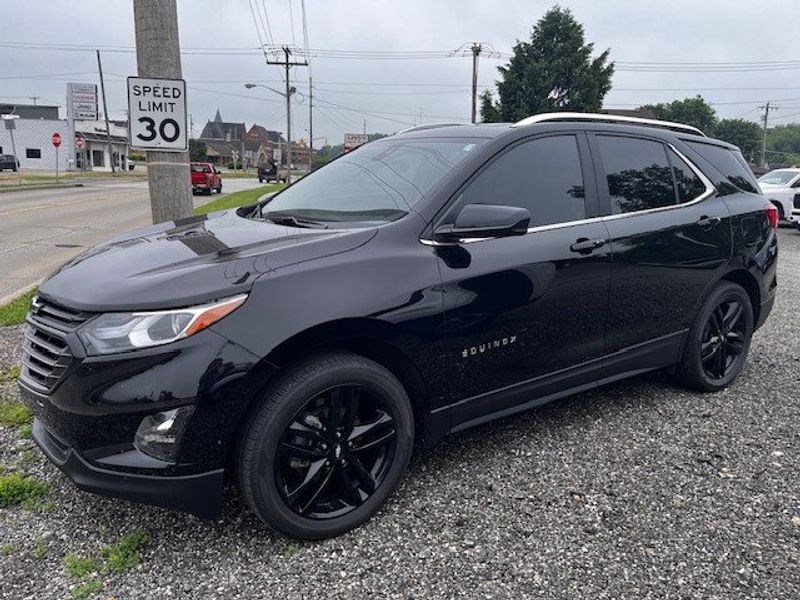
(19, 113, 778, 539)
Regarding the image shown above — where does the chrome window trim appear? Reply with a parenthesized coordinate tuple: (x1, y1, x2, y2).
(418, 143, 716, 247)
(511, 112, 706, 137)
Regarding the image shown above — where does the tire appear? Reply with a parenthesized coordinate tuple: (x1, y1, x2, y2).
(258, 177, 263, 183)
(216, 183, 222, 194)
(676, 281, 754, 392)
(237, 352, 414, 539)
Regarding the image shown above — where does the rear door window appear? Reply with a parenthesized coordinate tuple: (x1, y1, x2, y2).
(596, 136, 677, 214)
(667, 149, 707, 203)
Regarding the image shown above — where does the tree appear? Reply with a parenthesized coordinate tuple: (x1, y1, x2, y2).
(713, 118, 761, 162)
(641, 96, 717, 133)
(189, 139, 207, 162)
(767, 123, 800, 165)
(481, 7, 614, 123)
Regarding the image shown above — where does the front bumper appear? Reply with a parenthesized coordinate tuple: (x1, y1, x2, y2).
(18, 324, 277, 518)
(32, 419, 223, 518)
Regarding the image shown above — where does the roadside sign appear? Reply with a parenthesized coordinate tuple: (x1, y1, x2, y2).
(127, 76, 188, 152)
(344, 133, 368, 152)
(75, 136, 85, 149)
(52, 132, 62, 148)
(67, 82, 98, 121)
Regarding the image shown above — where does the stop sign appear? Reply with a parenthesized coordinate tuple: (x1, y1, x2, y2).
(52, 132, 62, 148)
(75, 136, 85, 149)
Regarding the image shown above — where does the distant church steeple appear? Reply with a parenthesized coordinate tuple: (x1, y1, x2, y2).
(213, 108, 222, 123)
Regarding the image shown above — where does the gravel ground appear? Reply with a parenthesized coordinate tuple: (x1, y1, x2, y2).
(1, 229, 799, 600)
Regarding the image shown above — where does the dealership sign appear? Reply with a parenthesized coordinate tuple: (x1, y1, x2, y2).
(344, 133, 368, 152)
(127, 77, 188, 152)
(66, 82, 98, 121)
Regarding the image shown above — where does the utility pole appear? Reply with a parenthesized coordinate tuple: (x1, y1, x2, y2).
(363, 118, 366, 135)
(308, 76, 313, 171)
(28, 96, 39, 106)
(471, 43, 481, 123)
(132, 0, 192, 224)
(759, 101, 778, 169)
(96, 50, 116, 174)
(266, 46, 307, 184)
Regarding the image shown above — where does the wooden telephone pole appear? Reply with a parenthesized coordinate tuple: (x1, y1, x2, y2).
(132, 0, 192, 223)
(266, 46, 307, 185)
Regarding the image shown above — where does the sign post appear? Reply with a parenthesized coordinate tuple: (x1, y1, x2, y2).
(52, 132, 62, 183)
(75, 136, 85, 174)
(127, 77, 188, 152)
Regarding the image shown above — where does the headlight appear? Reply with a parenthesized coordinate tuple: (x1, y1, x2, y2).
(78, 294, 247, 355)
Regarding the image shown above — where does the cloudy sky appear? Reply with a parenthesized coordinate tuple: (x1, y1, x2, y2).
(1, 0, 798, 145)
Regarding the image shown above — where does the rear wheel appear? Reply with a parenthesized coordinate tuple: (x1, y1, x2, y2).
(237, 352, 414, 539)
(676, 281, 753, 392)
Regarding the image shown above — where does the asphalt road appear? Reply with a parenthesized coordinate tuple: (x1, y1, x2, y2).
(0, 177, 265, 301)
(0, 228, 799, 599)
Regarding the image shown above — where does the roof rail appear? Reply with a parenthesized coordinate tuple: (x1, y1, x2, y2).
(511, 112, 706, 137)
(396, 123, 464, 135)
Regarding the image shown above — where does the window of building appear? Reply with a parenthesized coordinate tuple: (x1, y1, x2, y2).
(597, 136, 676, 214)
(454, 135, 587, 227)
(92, 150, 104, 167)
(26, 148, 42, 159)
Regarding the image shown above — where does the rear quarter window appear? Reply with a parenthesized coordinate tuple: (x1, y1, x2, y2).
(684, 141, 760, 194)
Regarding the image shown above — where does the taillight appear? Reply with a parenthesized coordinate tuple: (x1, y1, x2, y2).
(764, 204, 779, 230)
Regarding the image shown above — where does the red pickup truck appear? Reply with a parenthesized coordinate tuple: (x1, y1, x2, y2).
(190, 162, 222, 195)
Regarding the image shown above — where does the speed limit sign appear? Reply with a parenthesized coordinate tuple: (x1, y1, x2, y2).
(127, 76, 188, 151)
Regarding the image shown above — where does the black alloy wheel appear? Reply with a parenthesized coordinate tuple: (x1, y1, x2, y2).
(676, 281, 753, 392)
(276, 384, 397, 519)
(237, 352, 414, 539)
(700, 299, 747, 381)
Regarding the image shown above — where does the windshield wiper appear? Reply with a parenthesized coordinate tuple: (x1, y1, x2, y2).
(262, 212, 328, 229)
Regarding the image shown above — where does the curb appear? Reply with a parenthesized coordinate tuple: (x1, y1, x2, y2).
(0, 183, 84, 194)
(0, 278, 42, 311)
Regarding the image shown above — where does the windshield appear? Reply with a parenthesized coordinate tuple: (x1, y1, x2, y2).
(758, 170, 798, 186)
(260, 138, 484, 223)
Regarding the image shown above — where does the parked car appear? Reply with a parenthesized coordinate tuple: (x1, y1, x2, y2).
(190, 162, 222, 195)
(19, 113, 777, 540)
(0, 154, 19, 172)
(757, 168, 800, 226)
(257, 160, 288, 183)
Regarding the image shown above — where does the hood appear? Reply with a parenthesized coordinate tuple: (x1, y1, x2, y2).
(39, 210, 376, 312)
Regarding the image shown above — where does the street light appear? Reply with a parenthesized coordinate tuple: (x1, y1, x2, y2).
(244, 82, 297, 183)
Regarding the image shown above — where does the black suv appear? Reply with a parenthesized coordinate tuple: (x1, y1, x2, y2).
(19, 114, 777, 539)
(0, 154, 19, 172)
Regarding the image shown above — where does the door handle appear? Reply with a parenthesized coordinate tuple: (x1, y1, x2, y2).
(696, 215, 722, 228)
(570, 238, 607, 254)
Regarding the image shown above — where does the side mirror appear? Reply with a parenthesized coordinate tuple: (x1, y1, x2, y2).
(433, 204, 530, 243)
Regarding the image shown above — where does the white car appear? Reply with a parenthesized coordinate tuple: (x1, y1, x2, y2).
(757, 168, 800, 226)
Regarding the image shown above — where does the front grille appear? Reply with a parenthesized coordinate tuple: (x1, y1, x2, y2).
(20, 297, 92, 394)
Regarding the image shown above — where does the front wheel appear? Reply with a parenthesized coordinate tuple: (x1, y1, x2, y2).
(237, 352, 414, 539)
(676, 281, 754, 392)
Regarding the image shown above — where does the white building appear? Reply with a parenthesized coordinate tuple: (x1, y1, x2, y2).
(73, 120, 129, 172)
(0, 117, 71, 172)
